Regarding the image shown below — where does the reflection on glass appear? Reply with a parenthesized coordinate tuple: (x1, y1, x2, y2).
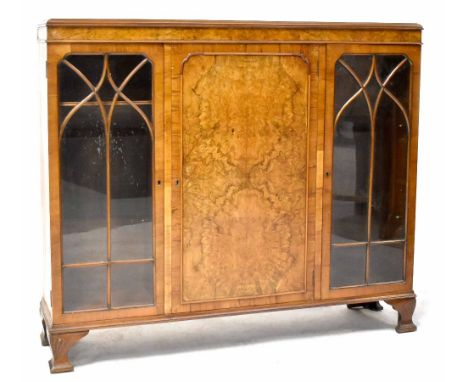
(108, 56, 152, 100)
(342, 55, 372, 84)
(59, 55, 104, 102)
(63, 266, 107, 312)
(61, 106, 107, 264)
(332, 90, 370, 244)
(372, 92, 408, 241)
(331, 54, 410, 288)
(110, 106, 153, 260)
(378, 57, 411, 111)
(369, 242, 405, 283)
(333, 59, 361, 113)
(376, 56, 406, 85)
(111, 263, 154, 307)
(59, 53, 155, 312)
(330, 246, 366, 288)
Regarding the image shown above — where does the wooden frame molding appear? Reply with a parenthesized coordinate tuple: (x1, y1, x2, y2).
(45, 20, 422, 45)
(46, 19, 423, 30)
(41, 19, 422, 372)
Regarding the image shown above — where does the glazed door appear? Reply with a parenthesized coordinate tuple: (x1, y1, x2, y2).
(322, 45, 421, 299)
(48, 44, 165, 324)
(168, 44, 321, 313)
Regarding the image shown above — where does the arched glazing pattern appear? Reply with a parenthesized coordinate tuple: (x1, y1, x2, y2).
(59, 54, 154, 311)
(330, 54, 411, 288)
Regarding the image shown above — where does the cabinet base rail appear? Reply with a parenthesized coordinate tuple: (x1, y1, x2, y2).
(40, 294, 417, 373)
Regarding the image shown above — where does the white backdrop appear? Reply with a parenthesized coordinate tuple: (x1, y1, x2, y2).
(1, 0, 465, 381)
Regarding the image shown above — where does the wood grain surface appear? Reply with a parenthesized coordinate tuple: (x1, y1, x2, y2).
(45, 20, 422, 45)
(181, 54, 309, 302)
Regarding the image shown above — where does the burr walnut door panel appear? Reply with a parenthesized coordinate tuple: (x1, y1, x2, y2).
(169, 45, 320, 313)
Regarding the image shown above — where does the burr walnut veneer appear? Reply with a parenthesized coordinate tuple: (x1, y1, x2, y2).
(40, 19, 422, 372)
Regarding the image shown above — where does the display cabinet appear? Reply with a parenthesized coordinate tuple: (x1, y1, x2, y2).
(39, 19, 422, 372)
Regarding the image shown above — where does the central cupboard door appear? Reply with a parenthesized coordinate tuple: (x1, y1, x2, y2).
(169, 45, 320, 313)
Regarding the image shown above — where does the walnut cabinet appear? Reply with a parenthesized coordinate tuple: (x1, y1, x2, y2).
(39, 19, 422, 372)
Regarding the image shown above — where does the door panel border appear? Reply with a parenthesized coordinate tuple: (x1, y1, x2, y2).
(169, 44, 322, 314)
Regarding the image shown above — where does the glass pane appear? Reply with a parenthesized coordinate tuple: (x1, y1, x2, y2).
(369, 242, 405, 283)
(341, 55, 372, 83)
(365, 73, 380, 109)
(97, 76, 116, 102)
(59, 106, 72, 125)
(330, 54, 411, 289)
(371, 92, 408, 241)
(108, 55, 152, 100)
(59, 54, 155, 313)
(380, 57, 411, 111)
(332, 92, 370, 243)
(376, 55, 406, 84)
(330, 245, 366, 288)
(334, 60, 360, 113)
(111, 263, 154, 307)
(59, 55, 103, 102)
(61, 106, 107, 264)
(140, 104, 152, 123)
(63, 266, 107, 312)
(110, 105, 153, 260)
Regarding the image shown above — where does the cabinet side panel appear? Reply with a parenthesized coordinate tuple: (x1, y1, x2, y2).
(181, 54, 309, 302)
(40, 38, 52, 307)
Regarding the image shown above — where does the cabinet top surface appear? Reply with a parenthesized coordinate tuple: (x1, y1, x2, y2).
(46, 19, 423, 30)
(45, 19, 422, 44)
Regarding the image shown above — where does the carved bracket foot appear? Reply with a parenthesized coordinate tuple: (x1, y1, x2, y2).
(347, 301, 383, 311)
(40, 319, 49, 347)
(384, 297, 417, 333)
(49, 331, 89, 373)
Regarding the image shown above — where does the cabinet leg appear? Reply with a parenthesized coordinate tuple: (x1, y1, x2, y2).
(384, 297, 417, 333)
(48, 331, 89, 373)
(40, 319, 49, 347)
(347, 301, 383, 311)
